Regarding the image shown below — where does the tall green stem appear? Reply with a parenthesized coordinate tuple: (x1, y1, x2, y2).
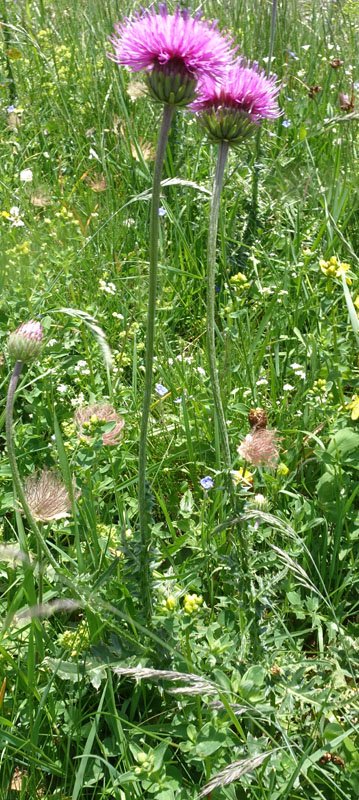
(6, 361, 58, 571)
(207, 145, 250, 595)
(207, 140, 231, 472)
(138, 103, 175, 617)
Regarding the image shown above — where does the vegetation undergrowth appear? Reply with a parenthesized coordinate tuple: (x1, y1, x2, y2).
(0, 0, 358, 798)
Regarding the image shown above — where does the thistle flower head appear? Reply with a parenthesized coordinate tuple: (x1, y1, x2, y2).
(192, 59, 280, 143)
(24, 470, 74, 522)
(8, 320, 43, 363)
(74, 403, 124, 446)
(237, 428, 279, 468)
(109, 5, 235, 106)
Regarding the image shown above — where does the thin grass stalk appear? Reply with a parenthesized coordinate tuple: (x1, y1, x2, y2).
(267, 0, 278, 76)
(6, 361, 58, 572)
(138, 103, 175, 619)
(207, 140, 231, 472)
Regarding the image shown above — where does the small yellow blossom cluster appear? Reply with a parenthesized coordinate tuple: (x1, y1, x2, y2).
(230, 271, 251, 291)
(346, 395, 359, 421)
(183, 593, 203, 614)
(310, 378, 333, 404)
(5, 241, 31, 257)
(57, 619, 90, 657)
(231, 467, 254, 488)
(319, 256, 352, 284)
(55, 206, 81, 226)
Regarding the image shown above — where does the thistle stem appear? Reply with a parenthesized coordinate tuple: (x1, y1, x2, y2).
(138, 103, 175, 618)
(207, 140, 231, 472)
(6, 361, 58, 571)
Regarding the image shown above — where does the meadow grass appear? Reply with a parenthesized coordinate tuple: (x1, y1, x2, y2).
(0, 0, 358, 798)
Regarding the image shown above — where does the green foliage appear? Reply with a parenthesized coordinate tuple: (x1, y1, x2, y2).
(0, 0, 359, 799)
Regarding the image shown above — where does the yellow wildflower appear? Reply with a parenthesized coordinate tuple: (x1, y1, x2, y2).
(183, 593, 203, 614)
(347, 395, 359, 421)
(319, 256, 352, 285)
(231, 467, 254, 487)
(165, 595, 177, 611)
(277, 462, 289, 476)
(230, 271, 251, 290)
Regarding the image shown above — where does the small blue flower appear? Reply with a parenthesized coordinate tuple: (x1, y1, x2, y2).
(158, 207, 167, 217)
(286, 49, 299, 60)
(200, 476, 214, 491)
(155, 383, 168, 397)
(282, 119, 291, 128)
(7, 105, 16, 113)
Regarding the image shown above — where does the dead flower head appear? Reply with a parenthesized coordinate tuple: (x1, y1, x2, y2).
(24, 470, 75, 522)
(237, 428, 279, 468)
(74, 403, 124, 446)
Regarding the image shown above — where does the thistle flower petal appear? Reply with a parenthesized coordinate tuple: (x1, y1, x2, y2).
(110, 5, 234, 79)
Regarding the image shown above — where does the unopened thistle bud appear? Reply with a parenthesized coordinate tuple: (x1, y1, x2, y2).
(146, 61, 197, 107)
(8, 320, 43, 364)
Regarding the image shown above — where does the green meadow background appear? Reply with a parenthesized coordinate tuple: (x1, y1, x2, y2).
(0, 1, 358, 798)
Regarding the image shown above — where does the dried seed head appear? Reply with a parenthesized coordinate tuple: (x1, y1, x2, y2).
(24, 470, 75, 522)
(248, 407, 268, 429)
(8, 320, 43, 363)
(308, 84, 321, 98)
(339, 91, 354, 111)
(74, 403, 124, 446)
(237, 428, 279, 468)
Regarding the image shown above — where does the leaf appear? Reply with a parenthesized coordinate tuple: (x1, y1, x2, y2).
(316, 472, 341, 505)
(179, 488, 194, 517)
(328, 428, 359, 462)
(287, 591, 302, 606)
(195, 734, 227, 758)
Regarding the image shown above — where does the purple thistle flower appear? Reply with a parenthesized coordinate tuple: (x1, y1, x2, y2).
(109, 5, 235, 106)
(191, 59, 281, 144)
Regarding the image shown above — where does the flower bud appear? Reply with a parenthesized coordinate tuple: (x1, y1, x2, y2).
(198, 108, 257, 144)
(8, 320, 43, 363)
(145, 62, 197, 107)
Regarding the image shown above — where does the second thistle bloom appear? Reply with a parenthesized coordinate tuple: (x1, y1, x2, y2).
(109, 5, 235, 106)
(192, 60, 280, 143)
